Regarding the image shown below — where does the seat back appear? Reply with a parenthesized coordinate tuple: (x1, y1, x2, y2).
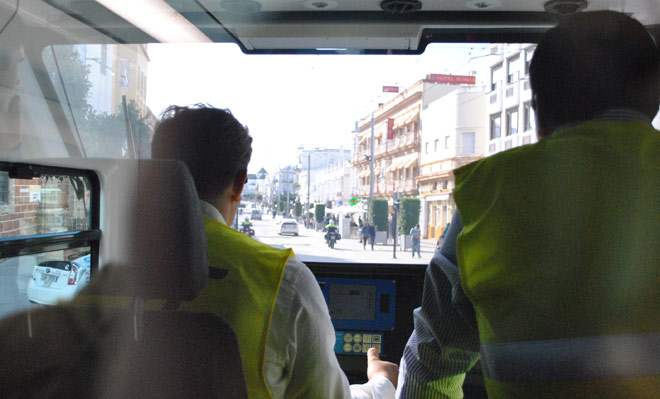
(0, 160, 247, 398)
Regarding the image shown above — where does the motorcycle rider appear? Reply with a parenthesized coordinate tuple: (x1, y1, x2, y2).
(241, 217, 254, 236)
(325, 219, 338, 245)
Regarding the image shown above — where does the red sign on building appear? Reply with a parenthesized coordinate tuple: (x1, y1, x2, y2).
(387, 118, 395, 140)
(427, 74, 476, 85)
(382, 86, 399, 93)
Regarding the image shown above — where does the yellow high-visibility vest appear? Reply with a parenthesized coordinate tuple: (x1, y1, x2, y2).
(179, 217, 291, 399)
(453, 120, 660, 398)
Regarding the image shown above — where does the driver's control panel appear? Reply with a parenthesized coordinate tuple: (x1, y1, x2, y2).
(317, 277, 396, 356)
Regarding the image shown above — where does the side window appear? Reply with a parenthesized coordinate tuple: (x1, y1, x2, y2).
(0, 163, 99, 320)
(0, 172, 8, 205)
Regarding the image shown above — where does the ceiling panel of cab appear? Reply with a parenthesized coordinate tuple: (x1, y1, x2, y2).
(14, 0, 660, 52)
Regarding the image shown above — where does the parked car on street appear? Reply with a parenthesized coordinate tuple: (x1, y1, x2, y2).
(250, 209, 262, 220)
(27, 255, 91, 305)
(279, 219, 299, 236)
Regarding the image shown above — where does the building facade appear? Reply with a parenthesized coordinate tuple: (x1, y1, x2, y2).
(298, 148, 352, 209)
(486, 44, 538, 155)
(352, 81, 426, 205)
(417, 85, 488, 239)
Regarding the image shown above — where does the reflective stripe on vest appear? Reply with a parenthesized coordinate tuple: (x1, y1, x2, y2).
(481, 333, 660, 382)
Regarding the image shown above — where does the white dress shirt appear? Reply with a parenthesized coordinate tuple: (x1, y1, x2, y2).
(200, 201, 395, 399)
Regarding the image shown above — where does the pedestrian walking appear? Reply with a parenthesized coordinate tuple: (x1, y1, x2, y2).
(410, 224, 421, 258)
(361, 222, 370, 249)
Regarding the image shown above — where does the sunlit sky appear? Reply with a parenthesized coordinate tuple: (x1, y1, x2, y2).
(146, 43, 486, 174)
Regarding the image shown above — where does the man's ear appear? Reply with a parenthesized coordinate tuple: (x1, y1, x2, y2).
(230, 168, 248, 202)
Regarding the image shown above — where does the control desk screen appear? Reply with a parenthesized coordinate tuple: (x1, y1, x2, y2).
(318, 277, 396, 356)
(328, 284, 376, 321)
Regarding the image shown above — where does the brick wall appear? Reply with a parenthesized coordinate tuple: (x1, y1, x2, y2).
(0, 178, 40, 238)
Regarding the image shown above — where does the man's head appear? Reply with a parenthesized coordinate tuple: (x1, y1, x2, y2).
(530, 11, 660, 137)
(152, 104, 252, 202)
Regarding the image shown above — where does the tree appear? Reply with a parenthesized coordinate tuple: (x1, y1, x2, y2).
(314, 204, 325, 223)
(370, 199, 388, 231)
(42, 45, 152, 158)
(399, 197, 421, 234)
(294, 201, 302, 217)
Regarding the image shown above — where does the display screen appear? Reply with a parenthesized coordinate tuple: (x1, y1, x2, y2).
(328, 284, 376, 321)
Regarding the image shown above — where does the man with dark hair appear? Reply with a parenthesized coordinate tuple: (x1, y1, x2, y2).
(152, 104, 398, 399)
(397, 11, 660, 398)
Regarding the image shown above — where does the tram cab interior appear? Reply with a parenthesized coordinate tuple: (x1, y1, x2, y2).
(1, 0, 659, 397)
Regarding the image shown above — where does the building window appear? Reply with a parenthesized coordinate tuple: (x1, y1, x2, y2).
(491, 63, 502, 91)
(524, 48, 534, 75)
(507, 55, 520, 84)
(425, 142, 429, 154)
(490, 114, 501, 139)
(523, 102, 535, 132)
(462, 132, 475, 155)
(434, 139, 439, 152)
(100, 44, 107, 76)
(442, 180, 448, 189)
(506, 108, 518, 136)
(444, 136, 450, 149)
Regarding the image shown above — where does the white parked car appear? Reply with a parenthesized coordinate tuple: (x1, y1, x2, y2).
(279, 219, 299, 236)
(27, 255, 91, 305)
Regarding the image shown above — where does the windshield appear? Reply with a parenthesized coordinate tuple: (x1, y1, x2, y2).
(10, 30, 660, 265)
(35, 41, 526, 264)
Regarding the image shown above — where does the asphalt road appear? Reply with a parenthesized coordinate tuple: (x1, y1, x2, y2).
(248, 214, 435, 265)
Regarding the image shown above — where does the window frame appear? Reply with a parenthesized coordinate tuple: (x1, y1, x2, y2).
(490, 114, 501, 139)
(0, 162, 100, 276)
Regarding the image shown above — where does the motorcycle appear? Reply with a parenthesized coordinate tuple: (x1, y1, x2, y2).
(242, 225, 255, 237)
(327, 231, 337, 248)
(325, 230, 341, 248)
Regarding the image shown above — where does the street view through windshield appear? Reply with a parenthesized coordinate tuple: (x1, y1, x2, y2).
(42, 42, 547, 264)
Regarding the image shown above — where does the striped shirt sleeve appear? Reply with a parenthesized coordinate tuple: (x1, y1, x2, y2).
(397, 212, 481, 399)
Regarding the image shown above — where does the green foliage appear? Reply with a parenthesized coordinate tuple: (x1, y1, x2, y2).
(42, 45, 152, 158)
(278, 201, 285, 212)
(294, 201, 302, 217)
(370, 199, 388, 231)
(399, 197, 421, 234)
(314, 204, 325, 223)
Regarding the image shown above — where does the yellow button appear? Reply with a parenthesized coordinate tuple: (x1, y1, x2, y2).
(362, 344, 370, 353)
(363, 334, 372, 343)
(343, 333, 353, 343)
(372, 334, 381, 343)
(343, 343, 353, 353)
(372, 344, 381, 353)
(353, 343, 362, 353)
(353, 334, 362, 343)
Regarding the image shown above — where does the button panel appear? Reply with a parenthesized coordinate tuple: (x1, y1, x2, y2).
(335, 331, 384, 355)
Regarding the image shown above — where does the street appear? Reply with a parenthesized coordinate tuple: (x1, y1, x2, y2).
(246, 214, 436, 265)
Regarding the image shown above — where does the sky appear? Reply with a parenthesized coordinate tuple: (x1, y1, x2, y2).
(146, 43, 486, 174)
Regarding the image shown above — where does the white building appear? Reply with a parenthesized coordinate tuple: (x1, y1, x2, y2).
(486, 44, 538, 154)
(418, 84, 488, 239)
(277, 165, 297, 196)
(298, 148, 352, 208)
(243, 173, 258, 198)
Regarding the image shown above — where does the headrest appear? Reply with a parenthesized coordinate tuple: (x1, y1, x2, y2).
(121, 160, 208, 302)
